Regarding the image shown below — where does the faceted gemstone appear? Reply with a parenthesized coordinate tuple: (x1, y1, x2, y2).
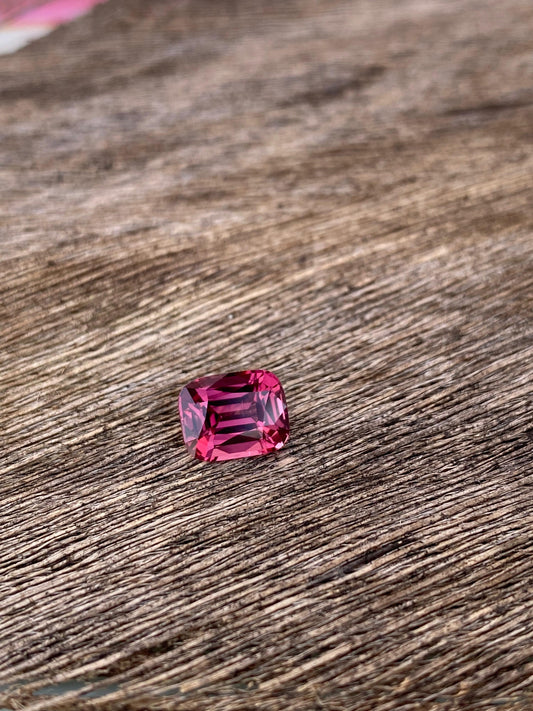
(178, 369, 289, 462)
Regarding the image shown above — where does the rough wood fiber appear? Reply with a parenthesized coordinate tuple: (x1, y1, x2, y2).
(1, 0, 532, 709)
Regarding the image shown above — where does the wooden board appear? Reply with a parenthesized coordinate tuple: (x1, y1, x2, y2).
(1, 0, 532, 709)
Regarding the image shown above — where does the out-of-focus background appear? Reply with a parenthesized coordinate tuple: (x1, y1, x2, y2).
(1, 1, 532, 710)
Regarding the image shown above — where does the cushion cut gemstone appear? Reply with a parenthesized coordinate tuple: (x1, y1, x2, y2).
(178, 370, 289, 462)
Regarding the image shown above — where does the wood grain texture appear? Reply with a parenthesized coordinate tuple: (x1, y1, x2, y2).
(1, 0, 532, 709)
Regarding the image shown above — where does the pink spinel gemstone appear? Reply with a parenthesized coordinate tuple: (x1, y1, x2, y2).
(178, 370, 289, 462)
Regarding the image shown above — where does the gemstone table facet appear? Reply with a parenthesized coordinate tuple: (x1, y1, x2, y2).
(178, 370, 289, 462)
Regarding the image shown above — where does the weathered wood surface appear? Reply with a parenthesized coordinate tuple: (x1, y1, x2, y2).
(1, 0, 532, 709)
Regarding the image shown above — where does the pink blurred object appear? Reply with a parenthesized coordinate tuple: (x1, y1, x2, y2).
(16, 0, 106, 24)
(0, 1, 40, 22)
(0, 0, 107, 54)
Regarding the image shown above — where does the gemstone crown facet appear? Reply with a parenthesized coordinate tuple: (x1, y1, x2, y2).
(178, 369, 289, 462)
